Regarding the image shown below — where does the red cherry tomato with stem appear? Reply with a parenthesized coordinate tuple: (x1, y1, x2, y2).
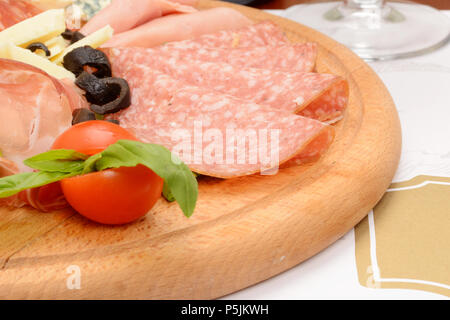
(52, 121, 163, 225)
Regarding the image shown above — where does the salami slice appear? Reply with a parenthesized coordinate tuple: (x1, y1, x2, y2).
(124, 43, 318, 73)
(108, 67, 334, 178)
(106, 48, 348, 123)
(163, 21, 288, 50)
(0, 0, 41, 31)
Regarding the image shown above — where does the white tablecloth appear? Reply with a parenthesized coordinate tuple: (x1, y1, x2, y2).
(225, 8, 450, 300)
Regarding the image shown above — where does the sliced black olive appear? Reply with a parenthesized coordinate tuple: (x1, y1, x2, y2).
(74, 72, 131, 115)
(26, 42, 51, 57)
(90, 78, 131, 115)
(72, 108, 96, 125)
(75, 72, 115, 105)
(61, 29, 86, 44)
(63, 46, 111, 78)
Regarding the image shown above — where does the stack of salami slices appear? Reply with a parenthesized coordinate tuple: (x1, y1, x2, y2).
(104, 21, 349, 178)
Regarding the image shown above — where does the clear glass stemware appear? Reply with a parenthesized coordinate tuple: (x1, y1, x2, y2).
(285, 0, 450, 61)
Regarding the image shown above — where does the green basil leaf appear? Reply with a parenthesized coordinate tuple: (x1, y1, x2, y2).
(25, 149, 89, 162)
(92, 140, 198, 217)
(82, 153, 102, 174)
(0, 170, 80, 198)
(162, 181, 175, 202)
(26, 160, 85, 173)
(24, 149, 89, 172)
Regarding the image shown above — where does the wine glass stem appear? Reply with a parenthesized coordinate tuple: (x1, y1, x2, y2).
(345, 0, 386, 9)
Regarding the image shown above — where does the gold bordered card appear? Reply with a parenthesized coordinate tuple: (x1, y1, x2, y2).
(355, 175, 450, 297)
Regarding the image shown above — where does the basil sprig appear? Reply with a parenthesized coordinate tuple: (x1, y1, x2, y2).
(0, 140, 198, 217)
(0, 171, 81, 198)
(24, 149, 89, 173)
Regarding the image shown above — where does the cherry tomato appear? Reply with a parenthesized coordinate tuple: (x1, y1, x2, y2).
(61, 165, 163, 225)
(52, 120, 137, 155)
(51, 120, 163, 225)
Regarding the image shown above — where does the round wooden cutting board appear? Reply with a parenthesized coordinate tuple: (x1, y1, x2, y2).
(0, 0, 401, 299)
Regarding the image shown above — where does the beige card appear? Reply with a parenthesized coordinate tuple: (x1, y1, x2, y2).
(355, 175, 450, 297)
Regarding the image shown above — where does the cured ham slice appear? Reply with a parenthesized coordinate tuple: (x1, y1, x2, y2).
(0, 59, 84, 210)
(173, 0, 197, 5)
(0, 157, 18, 178)
(0, 0, 41, 31)
(0, 157, 66, 210)
(145, 43, 318, 73)
(0, 59, 79, 171)
(81, 0, 198, 35)
(106, 48, 348, 123)
(108, 67, 334, 178)
(59, 78, 92, 111)
(103, 7, 253, 48)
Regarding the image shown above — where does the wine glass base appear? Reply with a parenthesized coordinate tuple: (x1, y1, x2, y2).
(285, 1, 450, 61)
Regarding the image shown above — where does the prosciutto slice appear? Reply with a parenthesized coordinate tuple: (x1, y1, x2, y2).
(0, 0, 41, 31)
(0, 59, 86, 171)
(0, 59, 88, 210)
(81, 0, 198, 35)
(103, 7, 253, 48)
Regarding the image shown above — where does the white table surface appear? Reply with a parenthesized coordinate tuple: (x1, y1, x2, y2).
(224, 7, 450, 300)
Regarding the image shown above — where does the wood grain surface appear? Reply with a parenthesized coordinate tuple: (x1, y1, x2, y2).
(0, 0, 402, 299)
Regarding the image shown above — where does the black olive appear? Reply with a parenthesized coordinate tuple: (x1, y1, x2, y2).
(90, 78, 131, 115)
(74, 72, 131, 115)
(63, 46, 111, 78)
(72, 108, 96, 125)
(26, 42, 51, 57)
(70, 32, 86, 44)
(75, 72, 115, 105)
(61, 29, 73, 40)
(61, 29, 86, 44)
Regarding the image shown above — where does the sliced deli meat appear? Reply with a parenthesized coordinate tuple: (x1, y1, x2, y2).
(106, 48, 348, 123)
(0, 59, 73, 172)
(0, 59, 87, 211)
(0, 157, 67, 211)
(103, 8, 253, 48)
(58, 78, 92, 112)
(147, 43, 317, 73)
(81, 0, 198, 35)
(162, 21, 289, 49)
(0, 59, 84, 210)
(0, 0, 41, 31)
(107, 67, 334, 178)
